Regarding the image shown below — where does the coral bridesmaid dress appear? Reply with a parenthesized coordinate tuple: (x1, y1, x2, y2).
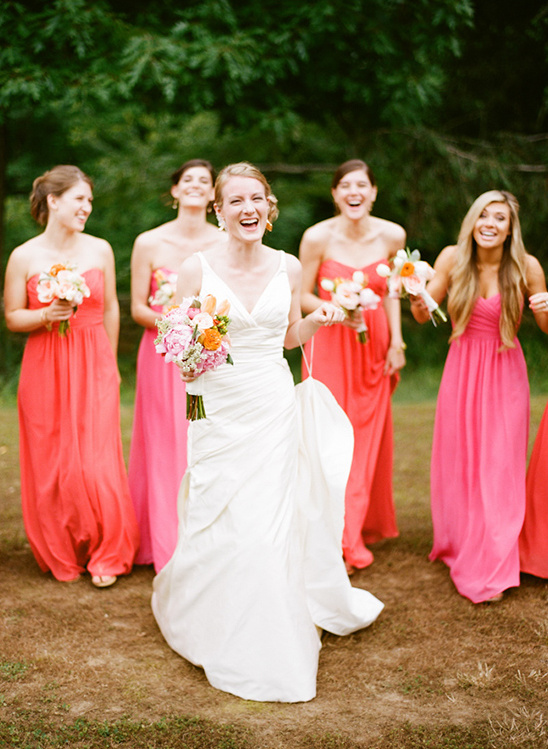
(520, 402, 548, 578)
(18, 269, 139, 581)
(430, 294, 529, 602)
(303, 259, 399, 569)
(128, 268, 188, 572)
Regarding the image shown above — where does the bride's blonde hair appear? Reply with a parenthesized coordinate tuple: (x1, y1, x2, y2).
(448, 190, 527, 349)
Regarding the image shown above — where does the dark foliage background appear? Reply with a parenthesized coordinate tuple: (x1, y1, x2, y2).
(1, 0, 547, 394)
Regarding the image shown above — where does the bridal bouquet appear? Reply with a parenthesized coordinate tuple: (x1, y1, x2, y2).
(155, 294, 233, 420)
(148, 269, 178, 310)
(36, 263, 91, 336)
(320, 271, 381, 343)
(377, 249, 447, 326)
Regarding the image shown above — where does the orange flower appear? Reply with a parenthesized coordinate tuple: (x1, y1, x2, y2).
(201, 294, 217, 315)
(400, 262, 415, 277)
(199, 328, 222, 350)
(50, 263, 67, 277)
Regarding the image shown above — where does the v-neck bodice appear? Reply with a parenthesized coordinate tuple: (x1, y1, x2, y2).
(197, 252, 291, 364)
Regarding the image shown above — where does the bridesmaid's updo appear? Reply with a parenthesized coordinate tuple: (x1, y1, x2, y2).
(30, 165, 93, 226)
(215, 162, 279, 224)
(170, 158, 216, 187)
(331, 159, 376, 190)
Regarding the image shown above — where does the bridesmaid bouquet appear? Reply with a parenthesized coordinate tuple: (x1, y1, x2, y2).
(148, 269, 178, 310)
(36, 263, 91, 336)
(377, 249, 447, 326)
(320, 271, 381, 343)
(155, 294, 233, 420)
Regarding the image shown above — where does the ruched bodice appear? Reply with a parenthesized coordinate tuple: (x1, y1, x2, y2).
(460, 294, 509, 341)
(317, 258, 389, 300)
(27, 268, 104, 331)
(198, 252, 291, 364)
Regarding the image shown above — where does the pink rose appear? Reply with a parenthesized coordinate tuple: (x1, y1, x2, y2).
(333, 282, 360, 311)
(192, 312, 214, 331)
(37, 277, 58, 303)
(402, 274, 426, 296)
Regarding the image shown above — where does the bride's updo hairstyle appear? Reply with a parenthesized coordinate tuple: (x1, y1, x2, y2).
(214, 162, 279, 224)
(30, 165, 93, 226)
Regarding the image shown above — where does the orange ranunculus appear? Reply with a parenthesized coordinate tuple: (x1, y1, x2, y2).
(199, 328, 222, 350)
(50, 263, 67, 277)
(201, 294, 217, 315)
(216, 298, 231, 316)
(400, 262, 415, 277)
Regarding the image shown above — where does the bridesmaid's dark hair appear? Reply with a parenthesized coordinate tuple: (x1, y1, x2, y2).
(331, 160, 376, 191)
(171, 159, 216, 186)
(30, 165, 93, 226)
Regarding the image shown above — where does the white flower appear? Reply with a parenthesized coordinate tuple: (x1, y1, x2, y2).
(320, 278, 335, 292)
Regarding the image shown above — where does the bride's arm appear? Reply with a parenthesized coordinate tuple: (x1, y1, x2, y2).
(284, 254, 344, 349)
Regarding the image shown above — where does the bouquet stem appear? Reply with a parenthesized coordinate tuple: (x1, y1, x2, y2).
(186, 393, 206, 421)
(357, 330, 368, 344)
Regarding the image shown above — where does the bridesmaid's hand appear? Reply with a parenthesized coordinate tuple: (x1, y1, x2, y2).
(341, 307, 365, 330)
(529, 292, 548, 314)
(46, 298, 74, 322)
(384, 345, 406, 376)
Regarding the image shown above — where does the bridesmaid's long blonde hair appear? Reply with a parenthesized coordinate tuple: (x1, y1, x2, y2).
(448, 190, 528, 349)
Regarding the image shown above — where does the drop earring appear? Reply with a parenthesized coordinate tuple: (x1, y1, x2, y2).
(172, 198, 179, 210)
(266, 220, 273, 232)
(216, 212, 226, 232)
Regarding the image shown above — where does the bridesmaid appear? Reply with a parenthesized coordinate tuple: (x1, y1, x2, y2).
(3, 164, 139, 587)
(520, 289, 548, 579)
(128, 159, 224, 572)
(299, 159, 406, 574)
(411, 190, 548, 603)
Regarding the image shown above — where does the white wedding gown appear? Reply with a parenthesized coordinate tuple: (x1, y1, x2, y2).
(152, 251, 384, 702)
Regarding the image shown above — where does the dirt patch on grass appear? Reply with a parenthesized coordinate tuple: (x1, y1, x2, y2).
(1, 398, 548, 748)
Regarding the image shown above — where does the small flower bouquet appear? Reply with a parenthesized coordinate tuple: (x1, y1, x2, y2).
(377, 249, 447, 326)
(155, 294, 233, 420)
(148, 269, 178, 310)
(320, 271, 381, 343)
(36, 263, 91, 336)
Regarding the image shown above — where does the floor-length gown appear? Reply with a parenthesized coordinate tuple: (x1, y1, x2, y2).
(18, 269, 139, 581)
(128, 268, 188, 572)
(520, 402, 548, 578)
(430, 294, 529, 603)
(303, 259, 398, 569)
(152, 251, 384, 703)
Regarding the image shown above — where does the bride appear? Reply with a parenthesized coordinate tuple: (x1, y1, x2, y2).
(151, 162, 384, 702)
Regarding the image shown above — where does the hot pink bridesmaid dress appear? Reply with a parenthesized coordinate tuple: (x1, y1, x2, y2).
(520, 402, 548, 578)
(18, 269, 139, 581)
(128, 268, 188, 572)
(303, 260, 399, 569)
(430, 294, 529, 602)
